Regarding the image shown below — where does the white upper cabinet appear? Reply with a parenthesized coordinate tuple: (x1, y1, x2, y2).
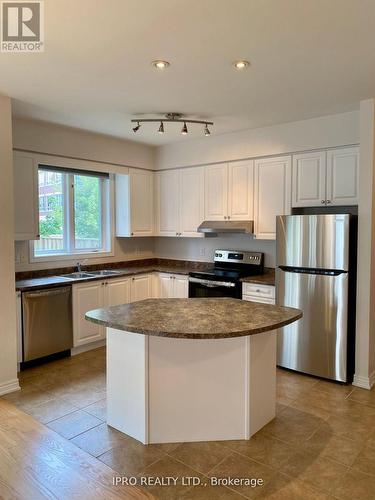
(292, 147, 359, 207)
(156, 168, 204, 237)
(292, 151, 326, 207)
(14, 152, 40, 240)
(155, 170, 180, 236)
(179, 167, 205, 237)
(254, 156, 291, 240)
(205, 164, 228, 220)
(116, 169, 154, 237)
(205, 161, 253, 221)
(326, 147, 359, 206)
(228, 161, 254, 220)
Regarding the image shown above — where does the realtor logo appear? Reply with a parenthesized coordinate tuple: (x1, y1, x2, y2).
(1, 1, 44, 52)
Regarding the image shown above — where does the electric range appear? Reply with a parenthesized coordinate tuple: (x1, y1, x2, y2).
(188, 250, 264, 299)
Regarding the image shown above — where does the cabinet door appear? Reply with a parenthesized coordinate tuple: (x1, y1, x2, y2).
(157, 273, 174, 298)
(14, 153, 39, 240)
(73, 281, 104, 347)
(326, 147, 359, 206)
(130, 274, 151, 302)
(130, 169, 154, 236)
(228, 161, 254, 220)
(292, 152, 326, 207)
(204, 164, 228, 220)
(254, 156, 291, 240)
(180, 167, 204, 237)
(16, 292, 23, 363)
(105, 278, 131, 307)
(173, 275, 189, 298)
(155, 171, 180, 236)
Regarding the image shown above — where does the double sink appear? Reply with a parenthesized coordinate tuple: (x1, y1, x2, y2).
(61, 269, 122, 280)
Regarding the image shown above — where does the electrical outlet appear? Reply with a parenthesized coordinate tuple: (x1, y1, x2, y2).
(199, 247, 205, 256)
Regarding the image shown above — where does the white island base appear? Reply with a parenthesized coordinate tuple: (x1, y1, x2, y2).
(106, 327, 276, 444)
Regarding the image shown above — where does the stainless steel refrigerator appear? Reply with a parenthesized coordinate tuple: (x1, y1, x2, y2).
(276, 214, 356, 382)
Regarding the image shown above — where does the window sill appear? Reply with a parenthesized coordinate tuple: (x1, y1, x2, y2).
(29, 249, 114, 264)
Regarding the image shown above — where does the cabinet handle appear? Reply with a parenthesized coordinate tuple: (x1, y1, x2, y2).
(131, 232, 134, 236)
(326, 200, 331, 204)
(228, 216, 230, 220)
(321, 200, 325, 204)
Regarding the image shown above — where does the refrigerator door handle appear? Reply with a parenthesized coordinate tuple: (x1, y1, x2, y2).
(278, 266, 347, 277)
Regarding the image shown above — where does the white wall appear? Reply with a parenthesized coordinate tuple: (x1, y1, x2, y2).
(354, 99, 375, 389)
(154, 236, 276, 268)
(13, 118, 155, 171)
(156, 111, 359, 170)
(0, 95, 19, 395)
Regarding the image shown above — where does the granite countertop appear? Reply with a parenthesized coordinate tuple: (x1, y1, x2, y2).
(15, 262, 212, 292)
(85, 298, 302, 339)
(241, 268, 275, 286)
(15, 260, 276, 291)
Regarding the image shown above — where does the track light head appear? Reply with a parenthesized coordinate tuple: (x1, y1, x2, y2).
(132, 122, 141, 133)
(158, 121, 164, 134)
(204, 124, 211, 136)
(181, 122, 188, 135)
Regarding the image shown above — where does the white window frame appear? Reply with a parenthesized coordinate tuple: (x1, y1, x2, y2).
(30, 168, 114, 262)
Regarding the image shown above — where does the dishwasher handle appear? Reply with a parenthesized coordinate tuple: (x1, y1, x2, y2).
(23, 286, 72, 298)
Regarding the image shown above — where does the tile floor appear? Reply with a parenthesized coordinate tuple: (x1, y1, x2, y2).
(3, 347, 375, 499)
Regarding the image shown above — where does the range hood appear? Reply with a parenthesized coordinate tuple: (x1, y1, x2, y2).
(197, 220, 254, 236)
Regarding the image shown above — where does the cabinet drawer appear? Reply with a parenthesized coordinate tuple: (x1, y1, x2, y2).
(242, 294, 275, 305)
(242, 283, 275, 299)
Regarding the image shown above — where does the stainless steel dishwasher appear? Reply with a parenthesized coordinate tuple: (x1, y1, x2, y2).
(22, 286, 73, 363)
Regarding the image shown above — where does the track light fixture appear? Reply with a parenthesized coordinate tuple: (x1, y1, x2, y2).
(131, 113, 213, 136)
(132, 121, 141, 133)
(181, 122, 188, 135)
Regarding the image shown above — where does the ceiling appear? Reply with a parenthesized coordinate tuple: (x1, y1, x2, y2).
(1, 0, 374, 146)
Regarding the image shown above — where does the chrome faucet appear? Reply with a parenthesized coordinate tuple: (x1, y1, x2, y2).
(76, 259, 88, 273)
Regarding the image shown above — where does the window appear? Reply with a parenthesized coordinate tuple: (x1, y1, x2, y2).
(33, 166, 111, 258)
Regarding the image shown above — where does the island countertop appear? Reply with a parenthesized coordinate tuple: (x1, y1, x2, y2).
(85, 298, 302, 339)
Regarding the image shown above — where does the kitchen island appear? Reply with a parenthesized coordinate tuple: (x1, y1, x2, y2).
(85, 298, 302, 445)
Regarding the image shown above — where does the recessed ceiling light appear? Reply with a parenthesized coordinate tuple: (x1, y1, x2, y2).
(233, 60, 250, 70)
(151, 60, 170, 69)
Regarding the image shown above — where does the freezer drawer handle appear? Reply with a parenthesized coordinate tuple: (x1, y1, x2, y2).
(279, 266, 347, 276)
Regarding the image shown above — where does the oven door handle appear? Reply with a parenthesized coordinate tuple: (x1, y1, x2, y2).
(189, 277, 236, 288)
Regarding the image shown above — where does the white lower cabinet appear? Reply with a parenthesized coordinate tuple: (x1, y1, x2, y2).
(154, 273, 189, 298)
(106, 277, 131, 306)
(130, 274, 152, 302)
(73, 276, 134, 347)
(242, 283, 275, 305)
(16, 291, 23, 363)
(173, 275, 189, 298)
(73, 281, 105, 347)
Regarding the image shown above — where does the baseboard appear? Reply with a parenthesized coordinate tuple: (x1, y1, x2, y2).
(0, 379, 20, 396)
(353, 371, 375, 390)
(71, 339, 106, 356)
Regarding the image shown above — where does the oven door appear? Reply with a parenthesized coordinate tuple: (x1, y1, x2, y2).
(188, 277, 241, 298)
